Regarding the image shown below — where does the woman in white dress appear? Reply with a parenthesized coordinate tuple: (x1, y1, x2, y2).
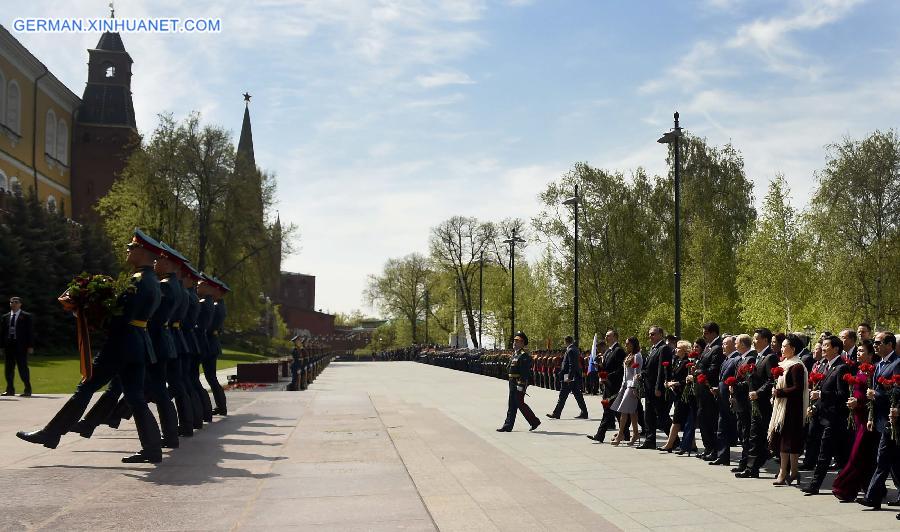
(611, 336, 643, 446)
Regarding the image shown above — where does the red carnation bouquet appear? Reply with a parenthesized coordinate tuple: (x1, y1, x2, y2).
(771, 366, 785, 379)
(724, 376, 737, 387)
(696, 373, 708, 386)
(688, 349, 700, 360)
(809, 372, 825, 388)
(662, 361, 670, 367)
(58, 272, 131, 381)
(599, 371, 609, 381)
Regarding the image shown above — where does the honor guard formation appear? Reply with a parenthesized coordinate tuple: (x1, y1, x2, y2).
(16, 229, 230, 464)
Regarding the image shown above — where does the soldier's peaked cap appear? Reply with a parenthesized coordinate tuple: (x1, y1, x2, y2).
(159, 242, 188, 263)
(216, 277, 231, 292)
(129, 228, 166, 256)
(514, 331, 528, 345)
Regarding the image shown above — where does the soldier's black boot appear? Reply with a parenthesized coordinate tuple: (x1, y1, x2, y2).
(157, 399, 180, 449)
(197, 388, 213, 422)
(74, 388, 122, 438)
(123, 408, 163, 463)
(17, 396, 87, 449)
(187, 388, 204, 429)
(107, 397, 133, 429)
(174, 391, 194, 437)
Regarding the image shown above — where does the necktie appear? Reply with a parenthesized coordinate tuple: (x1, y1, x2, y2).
(9, 313, 16, 339)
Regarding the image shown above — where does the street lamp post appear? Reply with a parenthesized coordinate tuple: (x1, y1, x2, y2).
(503, 232, 526, 348)
(563, 185, 579, 348)
(658, 111, 683, 339)
(479, 251, 484, 348)
(424, 288, 429, 345)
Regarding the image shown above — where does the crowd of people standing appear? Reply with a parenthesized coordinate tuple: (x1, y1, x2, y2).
(578, 323, 899, 516)
(414, 321, 899, 518)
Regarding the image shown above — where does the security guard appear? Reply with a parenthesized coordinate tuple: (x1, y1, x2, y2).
(497, 331, 541, 432)
(17, 229, 165, 463)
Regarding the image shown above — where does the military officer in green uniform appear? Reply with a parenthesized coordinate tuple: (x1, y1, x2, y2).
(497, 331, 541, 432)
(17, 229, 165, 463)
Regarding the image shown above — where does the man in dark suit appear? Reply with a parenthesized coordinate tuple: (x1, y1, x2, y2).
(695, 322, 724, 460)
(728, 334, 756, 474)
(637, 326, 673, 449)
(839, 329, 858, 362)
(17, 229, 165, 463)
(1, 297, 34, 396)
(857, 332, 900, 509)
(800, 342, 828, 470)
(710, 335, 740, 465)
(802, 334, 852, 494)
(548, 335, 588, 419)
(736, 327, 777, 478)
(587, 330, 625, 442)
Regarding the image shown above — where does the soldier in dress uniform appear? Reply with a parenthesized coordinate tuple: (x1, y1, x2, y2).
(159, 243, 195, 438)
(186, 267, 214, 423)
(17, 229, 165, 463)
(175, 261, 204, 430)
(496, 331, 541, 432)
(199, 275, 229, 416)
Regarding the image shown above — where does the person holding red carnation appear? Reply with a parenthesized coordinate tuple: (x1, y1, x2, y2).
(609, 336, 642, 446)
(857, 331, 900, 510)
(767, 333, 809, 486)
(802, 334, 852, 495)
(659, 340, 693, 452)
(832, 339, 879, 501)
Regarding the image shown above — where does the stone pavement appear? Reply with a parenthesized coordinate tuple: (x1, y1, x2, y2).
(1, 361, 897, 531)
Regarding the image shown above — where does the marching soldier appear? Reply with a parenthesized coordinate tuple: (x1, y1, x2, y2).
(497, 331, 541, 432)
(174, 260, 205, 430)
(200, 275, 229, 416)
(17, 229, 165, 463)
(186, 267, 214, 423)
(159, 243, 195, 438)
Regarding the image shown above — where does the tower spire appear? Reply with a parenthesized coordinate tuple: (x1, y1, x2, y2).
(237, 92, 255, 168)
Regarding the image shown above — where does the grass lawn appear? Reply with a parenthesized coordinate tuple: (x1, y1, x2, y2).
(6, 346, 272, 394)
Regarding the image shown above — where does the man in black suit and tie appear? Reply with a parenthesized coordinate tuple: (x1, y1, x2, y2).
(637, 326, 673, 449)
(839, 329, 858, 362)
(736, 328, 777, 478)
(548, 335, 588, 419)
(857, 332, 900, 509)
(695, 322, 724, 460)
(1, 297, 34, 396)
(728, 334, 756, 474)
(710, 335, 740, 465)
(587, 330, 625, 443)
(802, 334, 852, 494)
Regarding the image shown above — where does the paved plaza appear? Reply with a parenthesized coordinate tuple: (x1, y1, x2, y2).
(1, 361, 897, 531)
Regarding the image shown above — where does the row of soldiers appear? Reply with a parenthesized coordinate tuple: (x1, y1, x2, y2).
(288, 338, 333, 391)
(16, 229, 229, 464)
(416, 346, 575, 390)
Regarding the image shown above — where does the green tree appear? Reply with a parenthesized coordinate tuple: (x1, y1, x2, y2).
(808, 130, 900, 329)
(737, 175, 813, 331)
(365, 253, 430, 343)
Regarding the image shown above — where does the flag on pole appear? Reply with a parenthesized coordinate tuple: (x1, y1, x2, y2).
(588, 333, 598, 372)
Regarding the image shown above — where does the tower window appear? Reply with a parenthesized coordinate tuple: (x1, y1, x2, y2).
(105, 65, 116, 78)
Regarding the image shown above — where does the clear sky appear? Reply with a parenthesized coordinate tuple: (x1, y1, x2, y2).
(10, 0, 900, 316)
